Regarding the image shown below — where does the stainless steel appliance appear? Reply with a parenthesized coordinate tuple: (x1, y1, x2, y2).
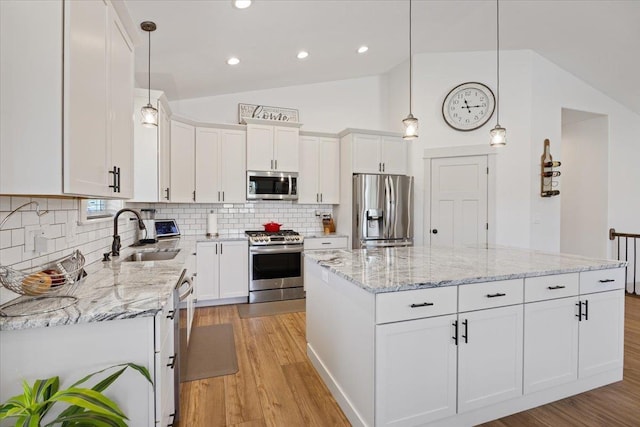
(353, 174, 414, 248)
(247, 171, 298, 200)
(172, 269, 193, 425)
(246, 230, 304, 303)
(139, 208, 157, 243)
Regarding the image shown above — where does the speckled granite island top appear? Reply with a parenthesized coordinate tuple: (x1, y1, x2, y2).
(0, 235, 245, 331)
(303, 245, 627, 293)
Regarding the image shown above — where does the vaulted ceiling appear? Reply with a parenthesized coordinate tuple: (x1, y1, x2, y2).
(121, 0, 640, 115)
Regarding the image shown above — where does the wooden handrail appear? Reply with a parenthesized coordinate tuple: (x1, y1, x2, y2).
(609, 228, 640, 240)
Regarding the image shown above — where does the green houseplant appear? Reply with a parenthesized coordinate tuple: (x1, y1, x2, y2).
(0, 363, 152, 427)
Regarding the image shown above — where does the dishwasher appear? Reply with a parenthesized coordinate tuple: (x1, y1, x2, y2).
(172, 269, 194, 424)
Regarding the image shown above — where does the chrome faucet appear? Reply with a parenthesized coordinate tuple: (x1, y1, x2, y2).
(111, 209, 146, 256)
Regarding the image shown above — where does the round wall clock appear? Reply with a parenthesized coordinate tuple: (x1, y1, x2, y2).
(442, 82, 496, 131)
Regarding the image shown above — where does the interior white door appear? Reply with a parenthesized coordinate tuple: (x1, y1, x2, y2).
(430, 155, 488, 247)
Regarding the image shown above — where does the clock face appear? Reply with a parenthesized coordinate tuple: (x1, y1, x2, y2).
(442, 82, 496, 131)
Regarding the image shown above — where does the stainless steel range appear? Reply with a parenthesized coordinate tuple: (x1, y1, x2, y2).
(246, 230, 304, 303)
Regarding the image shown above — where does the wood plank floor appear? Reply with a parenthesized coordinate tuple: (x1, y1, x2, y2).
(179, 295, 640, 427)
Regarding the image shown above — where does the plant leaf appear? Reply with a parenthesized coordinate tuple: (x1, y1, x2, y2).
(124, 363, 153, 385)
(21, 380, 34, 407)
(48, 411, 128, 427)
(15, 413, 40, 427)
(33, 376, 60, 418)
(69, 363, 152, 388)
(50, 388, 127, 419)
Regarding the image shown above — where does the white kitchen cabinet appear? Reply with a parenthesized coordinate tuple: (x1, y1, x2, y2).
(376, 314, 458, 426)
(577, 289, 625, 378)
(524, 296, 579, 394)
(0, 0, 134, 198)
(303, 236, 348, 251)
(132, 90, 172, 202)
(195, 127, 246, 203)
(196, 241, 248, 303)
(352, 134, 407, 175)
(170, 120, 196, 203)
(298, 135, 340, 204)
(246, 119, 301, 172)
(0, 301, 175, 426)
(457, 304, 524, 413)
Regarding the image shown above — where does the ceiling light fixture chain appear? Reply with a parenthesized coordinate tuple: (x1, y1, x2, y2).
(141, 21, 158, 128)
(489, 0, 506, 146)
(402, 0, 418, 140)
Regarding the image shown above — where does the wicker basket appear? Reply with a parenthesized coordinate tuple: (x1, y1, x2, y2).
(0, 250, 85, 297)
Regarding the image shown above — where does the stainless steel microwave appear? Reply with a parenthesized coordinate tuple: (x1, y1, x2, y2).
(247, 171, 298, 200)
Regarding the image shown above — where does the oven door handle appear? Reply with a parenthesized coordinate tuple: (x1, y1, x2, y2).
(250, 246, 303, 254)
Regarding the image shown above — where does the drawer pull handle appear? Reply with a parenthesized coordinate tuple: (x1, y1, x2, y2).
(167, 310, 175, 320)
(321, 242, 332, 245)
(547, 285, 566, 290)
(598, 279, 615, 283)
(583, 300, 589, 320)
(167, 354, 177, 369)
(168, 412, 176, 427)
(486, 292, 506, 298)
(462, 319, 468, 343)
(410, 302, 434, 308)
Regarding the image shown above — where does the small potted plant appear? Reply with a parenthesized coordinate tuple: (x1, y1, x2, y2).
(0, 363, 152, 426)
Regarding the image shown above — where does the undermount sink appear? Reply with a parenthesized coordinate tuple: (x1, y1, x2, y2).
(123, 249, 180, 262)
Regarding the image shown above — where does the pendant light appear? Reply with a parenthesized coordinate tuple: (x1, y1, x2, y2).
(141, 21, 158, 128)
(402, 0, 418, 140)
(489, 0, 506, 146)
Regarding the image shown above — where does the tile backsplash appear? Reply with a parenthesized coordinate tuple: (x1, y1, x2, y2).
(0, 196, 136, 303)
(127, 201, 333, 236)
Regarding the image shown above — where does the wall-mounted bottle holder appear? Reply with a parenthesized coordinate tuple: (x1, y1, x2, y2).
(541, 138, 560, 197)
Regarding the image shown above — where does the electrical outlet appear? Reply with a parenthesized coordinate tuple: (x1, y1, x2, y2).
(35, 235, 51, 253)
(24, 225, 43, 252)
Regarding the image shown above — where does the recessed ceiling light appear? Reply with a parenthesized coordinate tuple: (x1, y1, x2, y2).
(233, 0, 252, 9)
(297, 51, 309, 60)
(357, 46, 369, 54)
(227, 57, 240, 65)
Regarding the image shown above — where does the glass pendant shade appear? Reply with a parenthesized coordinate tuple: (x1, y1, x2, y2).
(402, 114, 419, 140)
(141, 103, 158, 128)
(489, 125, 506, 146)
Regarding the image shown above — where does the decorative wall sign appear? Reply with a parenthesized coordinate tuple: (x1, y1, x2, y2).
(238, 103, 299, 123)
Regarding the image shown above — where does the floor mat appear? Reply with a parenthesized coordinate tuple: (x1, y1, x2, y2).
(236, 298, 306, 318)
(180, 323, 238, 382)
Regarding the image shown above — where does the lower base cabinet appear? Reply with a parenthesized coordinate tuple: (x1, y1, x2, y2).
(376, 314, 457, 426)
(0, 296, 176, 426)
(196, 240, 248, 303)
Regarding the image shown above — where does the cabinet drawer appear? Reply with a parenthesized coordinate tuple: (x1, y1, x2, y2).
(580, 268, 626, 294)
(459, 279, 523, 312)
(304, 236, 348, 250)
(376, 286, 457, 324)
(524, 273, 579, 302)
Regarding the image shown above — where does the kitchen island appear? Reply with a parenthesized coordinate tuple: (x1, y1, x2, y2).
(304, 246, 627, 427)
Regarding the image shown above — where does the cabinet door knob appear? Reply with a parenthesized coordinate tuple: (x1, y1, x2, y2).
(452, 320, 458, 345)
(166, 310, 175, 320)
(432, 229, 438, 234)
(165, 187, 170, 200)
(462, 319, 468, 343)
(167, 354, 176, 369)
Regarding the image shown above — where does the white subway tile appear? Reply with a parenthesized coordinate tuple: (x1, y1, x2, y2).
(0, 230, 11, 249)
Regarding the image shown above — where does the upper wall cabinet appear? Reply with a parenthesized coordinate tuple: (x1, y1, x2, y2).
(352, 133, 408, 175)
(0, 0, 134, 198)
(170, 120, 196, 203)
(298, 135, 340, 204)
(195, 126, 246, 203)
(131, 89, 171, 202)
(245, 118, 302, 173)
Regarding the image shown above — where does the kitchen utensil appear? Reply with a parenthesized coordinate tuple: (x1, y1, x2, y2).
(263, 222, 283, 232)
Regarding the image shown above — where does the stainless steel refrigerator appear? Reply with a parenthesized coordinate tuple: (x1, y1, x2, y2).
(352, 174, 413, 248)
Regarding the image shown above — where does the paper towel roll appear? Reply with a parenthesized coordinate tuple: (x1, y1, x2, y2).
(207, 211, 218, 236)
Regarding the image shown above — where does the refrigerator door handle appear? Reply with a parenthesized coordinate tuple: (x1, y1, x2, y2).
(384, 176, 391, 239)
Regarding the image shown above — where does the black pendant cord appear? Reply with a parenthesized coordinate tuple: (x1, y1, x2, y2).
(496, 0, 500, 125)
(148, 29, 151, 105)
(409, 0, 413, 115)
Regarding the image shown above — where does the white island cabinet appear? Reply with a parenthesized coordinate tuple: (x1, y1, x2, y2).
(304, 246, 626, 427)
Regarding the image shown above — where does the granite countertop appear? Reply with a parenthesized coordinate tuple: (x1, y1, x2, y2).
(303, 245, 627, 294)
(0, 237, 203, 331)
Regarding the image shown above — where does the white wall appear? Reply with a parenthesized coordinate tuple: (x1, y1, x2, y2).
(530, 53, 640, 255)
(169, 75, 386, 133)
(560, 111, 609, 258)
(386, 50, 534, 248)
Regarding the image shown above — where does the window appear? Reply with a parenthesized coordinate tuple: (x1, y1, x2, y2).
(78, 199, 123, 224)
